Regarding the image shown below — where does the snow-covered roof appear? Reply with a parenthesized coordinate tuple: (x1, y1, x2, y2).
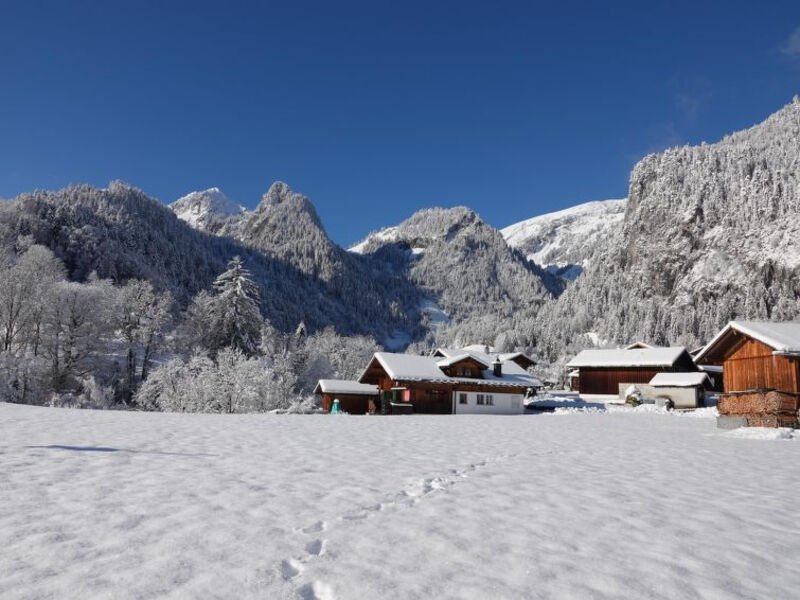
(436, 353, 490, 369)
(566, 347, 690, 368)
(498, 351, 537, 365)
(314, 379, 379, 396)
(649, 372, 710, 388)
(361, 352, 541, 388)
(625, 342, 654, 350)
(698, 364, 723, 374)
(436, 347, 536, 368)
(695, 321, 800, 363)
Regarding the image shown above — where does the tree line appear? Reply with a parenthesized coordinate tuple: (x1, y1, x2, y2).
(0, 244, 379, 412)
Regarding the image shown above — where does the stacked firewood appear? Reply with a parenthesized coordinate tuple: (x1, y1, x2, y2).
(718, 390, 800, 428)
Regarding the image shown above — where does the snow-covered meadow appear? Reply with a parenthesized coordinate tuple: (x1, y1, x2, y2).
(2, 402, 799, 599)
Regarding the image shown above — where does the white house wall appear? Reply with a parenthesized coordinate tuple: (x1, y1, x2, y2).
(452, 391, 524, 415)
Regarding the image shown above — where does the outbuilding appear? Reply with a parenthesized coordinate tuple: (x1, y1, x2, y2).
(566, 346, 699, 398)
(313, 379, 379, 414)
(694, 321, 800, 428)
(648, 372, 711, 409)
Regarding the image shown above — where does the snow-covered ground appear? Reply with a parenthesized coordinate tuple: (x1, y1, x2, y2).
(2, 402, 799, 600)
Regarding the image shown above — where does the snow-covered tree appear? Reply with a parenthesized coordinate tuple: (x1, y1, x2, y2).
(115, 279, 172, 401)
(207, 256, 262, 357)
(136, 348, 297, 413)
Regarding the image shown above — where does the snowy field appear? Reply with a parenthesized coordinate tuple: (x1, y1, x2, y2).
(2, 403, 799, 600)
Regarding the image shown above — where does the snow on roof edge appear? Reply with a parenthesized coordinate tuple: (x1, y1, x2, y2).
(694, 321, 800, 363)
(314, 379, 379, 396)
(566, 347, 689, 368)
(649, 372, 711, 387)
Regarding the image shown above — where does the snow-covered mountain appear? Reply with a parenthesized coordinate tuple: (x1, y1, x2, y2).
(350, 206, 561, 349)
(170, 188, 247, 233)
(536, 96, 800, 363)
(501, 199, 626, 281)
(4, 98, 800, 360)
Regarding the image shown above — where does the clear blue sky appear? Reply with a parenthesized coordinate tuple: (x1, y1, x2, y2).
(2, 1, 799, 245)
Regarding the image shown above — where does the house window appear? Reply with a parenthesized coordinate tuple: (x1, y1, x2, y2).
(486, 395, 494, 406)
(477, 394, 485, 405)
(459, 393, 468, 405)
(456, 368, 465, 376)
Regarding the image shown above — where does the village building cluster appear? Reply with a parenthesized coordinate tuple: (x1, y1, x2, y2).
(315, 322, 800, 429)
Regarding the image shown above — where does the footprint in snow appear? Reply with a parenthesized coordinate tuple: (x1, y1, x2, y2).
(280, 558, 303, 580)
(302, 521, 326, 534)
(305, 538, 326, 556)
(298, 581, 336, 600)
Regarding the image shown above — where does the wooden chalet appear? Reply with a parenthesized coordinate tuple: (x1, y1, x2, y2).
(566, 346, 699, 397)
(313, 379, 379, 414)
(694, 321, 800, 428)
(357, 349, 541, 414)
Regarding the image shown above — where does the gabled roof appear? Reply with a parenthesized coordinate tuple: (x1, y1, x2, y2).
(435, 353, 490, 369)
(625, 342, 655, 350)
(649, 372, 711, 388)
(566, 347, 691, 368)
(314, 379, 379, 396)
(498, 351, 537, 367)
(695, 321, 800, 364)
(360, 352, 541, 388)
(435, 347, 536, 368)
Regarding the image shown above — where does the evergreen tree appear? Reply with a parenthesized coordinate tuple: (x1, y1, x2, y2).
(208, 256, 262, 357)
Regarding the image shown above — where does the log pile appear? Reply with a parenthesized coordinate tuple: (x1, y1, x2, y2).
(718, 390, 799, 428)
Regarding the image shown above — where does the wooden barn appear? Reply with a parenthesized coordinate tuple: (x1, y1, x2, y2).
(313, 379, 379, 414)
(566, 346, 699, 397)
(357, 349, 541, 415)
(694, 321, 800, 428)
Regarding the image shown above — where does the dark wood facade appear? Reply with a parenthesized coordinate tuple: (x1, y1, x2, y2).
(439, 356, 487, 379)
(508, 354, 536, 370)
(319, 393, 376, 415)
(721, 338, 800, 394)
(576, 351, 698, 395)
(577, 367, 665, 395)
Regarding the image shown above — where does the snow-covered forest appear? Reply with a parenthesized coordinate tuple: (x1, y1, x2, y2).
(0, 247, 379, 410)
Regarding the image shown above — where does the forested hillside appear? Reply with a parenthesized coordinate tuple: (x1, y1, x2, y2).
(0, 182, 420, 340)
(351, 206, 561, 350)
(535, 97, 800, 369)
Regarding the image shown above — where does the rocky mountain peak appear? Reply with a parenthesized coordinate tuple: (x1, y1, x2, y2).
(170, 187, 246, 233)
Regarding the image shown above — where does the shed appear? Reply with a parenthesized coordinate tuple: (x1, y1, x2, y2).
(566, 346, 698, 396)
(694, 321, 800, 428)
(314, 379, 379, 414)
(648, 372, 711, 409)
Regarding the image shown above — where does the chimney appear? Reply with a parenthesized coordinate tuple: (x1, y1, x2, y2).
(493, 357, 502, 377)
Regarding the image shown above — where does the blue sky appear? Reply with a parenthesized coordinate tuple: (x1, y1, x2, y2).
(1, 1, 799, 245)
